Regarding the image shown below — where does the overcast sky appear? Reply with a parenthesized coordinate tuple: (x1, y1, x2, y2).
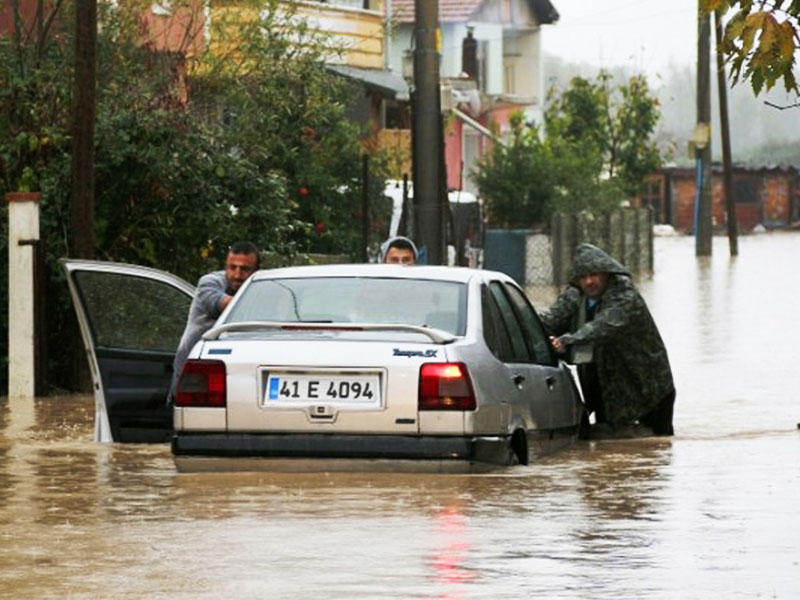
(541, 0, 700, 76)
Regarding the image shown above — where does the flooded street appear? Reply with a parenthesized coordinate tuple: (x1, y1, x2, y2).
(2, 233, 799, 599)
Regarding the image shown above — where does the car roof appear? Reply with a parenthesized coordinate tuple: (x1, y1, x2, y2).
(250, 263, 513, 285)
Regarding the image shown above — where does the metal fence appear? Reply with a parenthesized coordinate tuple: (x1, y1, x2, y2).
(485, 207, 654, 286)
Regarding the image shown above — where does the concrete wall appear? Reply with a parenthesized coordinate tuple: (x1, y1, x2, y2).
(211, 2, 385, 70)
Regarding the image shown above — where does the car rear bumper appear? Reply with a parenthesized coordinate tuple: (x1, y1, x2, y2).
(171, 432, 509, 463)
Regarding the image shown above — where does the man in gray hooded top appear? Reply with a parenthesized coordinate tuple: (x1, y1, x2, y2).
(540, 243, 675, 437)
(380, 236, 418, 265)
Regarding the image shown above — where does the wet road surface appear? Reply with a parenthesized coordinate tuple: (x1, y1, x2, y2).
(1, 233, 799, 599)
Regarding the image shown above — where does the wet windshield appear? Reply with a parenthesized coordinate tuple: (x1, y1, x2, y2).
(225, 277, 468, 335)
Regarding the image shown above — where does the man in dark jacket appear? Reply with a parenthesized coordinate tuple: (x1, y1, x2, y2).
(540, 243, 675, 438)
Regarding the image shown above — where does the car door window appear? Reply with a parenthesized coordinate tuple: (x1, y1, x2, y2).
(503, 283, 557, 367)
(481, 285, 514, 361)
(74, 271, 192, 352)
(488, 282, 530, 363)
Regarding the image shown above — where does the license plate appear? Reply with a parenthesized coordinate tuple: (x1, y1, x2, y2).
(265, 372, 380, 404)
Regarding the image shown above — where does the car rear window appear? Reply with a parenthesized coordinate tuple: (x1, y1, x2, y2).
(225, 277, 468, 336)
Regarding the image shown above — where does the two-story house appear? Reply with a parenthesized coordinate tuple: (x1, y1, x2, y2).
(386, 0, 558, 193)
(205, 0, 409, 153)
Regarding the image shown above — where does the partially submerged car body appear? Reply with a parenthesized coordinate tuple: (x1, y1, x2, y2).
(62, 261, 584, 469)
(171, 264, 584, 468)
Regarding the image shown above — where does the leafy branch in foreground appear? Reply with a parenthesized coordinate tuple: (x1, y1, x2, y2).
(472, 71, 662, 228)
(703, 0, 800, 95)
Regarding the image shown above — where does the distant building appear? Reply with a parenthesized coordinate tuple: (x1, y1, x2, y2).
(1, 1, 205, 54)
(642, 165, 800, 232)
(386, 0, 559, 192)
(2, 0, 204, 104)
(210, 1, 402, 139)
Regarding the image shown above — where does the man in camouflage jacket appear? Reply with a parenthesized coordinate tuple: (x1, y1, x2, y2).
(540, 243, 675, 437)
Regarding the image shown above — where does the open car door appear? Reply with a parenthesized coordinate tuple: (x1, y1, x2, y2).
(61, 260, 194, 443)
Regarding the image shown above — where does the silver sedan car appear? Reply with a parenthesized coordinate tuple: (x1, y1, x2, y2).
(62, 261, 584, 470)
(172, 264, 584, 468)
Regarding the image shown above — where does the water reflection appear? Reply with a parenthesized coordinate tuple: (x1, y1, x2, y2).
(573, 441, 674, 521)
(426, 504, 476, 600)
(1, 234, 800, 598)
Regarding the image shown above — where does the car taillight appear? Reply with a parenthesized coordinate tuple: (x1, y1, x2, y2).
(175, 359, 226, 407)
(418, 362, 476, 411)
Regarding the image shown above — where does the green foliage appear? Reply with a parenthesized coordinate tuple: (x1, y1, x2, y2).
(470, 115, 552, 228)
(472, 72, 662, 228)
(703, 0, 800, 95)
(0, 37, 72, 195)
(0, 0, 389, 391)
(185, 0, 392, 259)
(546, 71, 662, 197)
(472, 114, 616, 228)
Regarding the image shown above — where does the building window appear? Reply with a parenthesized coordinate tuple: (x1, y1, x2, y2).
(316, 0, 374, 9)
(504, 63, 516, 95)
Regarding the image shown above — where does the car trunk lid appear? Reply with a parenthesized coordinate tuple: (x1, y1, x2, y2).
(205, 333, 451, 434)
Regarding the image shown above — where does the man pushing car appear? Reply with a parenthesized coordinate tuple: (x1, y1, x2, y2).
(540, 243, 675, 439)
(169, 241, 259, 401)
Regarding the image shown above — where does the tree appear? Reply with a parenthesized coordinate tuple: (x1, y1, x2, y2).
(182, 0, 392, 259)
(545, 71, 662, 198)
(470, 113, 561, 228)
(0, 0, 390, 391)
(471, 72, 663, 229)
(704, 0, 800, 95)
(471, 113, 621, 228)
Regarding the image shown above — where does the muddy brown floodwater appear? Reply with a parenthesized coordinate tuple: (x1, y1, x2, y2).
(1, 233, 799, 599)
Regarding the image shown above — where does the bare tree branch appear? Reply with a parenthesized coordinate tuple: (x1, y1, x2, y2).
(35, 0, 66, 65)
(763, 99, 800, 109)
(11, 0, 25, 76)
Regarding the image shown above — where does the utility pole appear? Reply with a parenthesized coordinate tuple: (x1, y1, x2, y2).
(361, 154, 369, 262)
(412, 0, 443, 264)
(714, 9, 739, 257)
(70, 0, 97, 259)
(695, 2, 713, 257)
(69, 0, 97, 393)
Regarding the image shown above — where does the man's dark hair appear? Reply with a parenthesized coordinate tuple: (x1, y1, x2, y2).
(388, 238, 415, 254)
(228, 241, 260, 268)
